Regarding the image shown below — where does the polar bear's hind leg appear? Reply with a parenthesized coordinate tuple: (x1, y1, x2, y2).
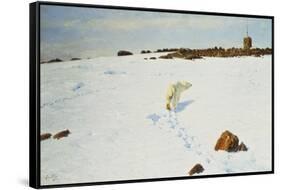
(166, 101, 171, 110)
(172, 93, 179, 109)
(166, 94, 173, 110)
(173, 93, 180, 109)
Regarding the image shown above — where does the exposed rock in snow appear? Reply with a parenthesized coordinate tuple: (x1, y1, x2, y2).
(71, 57, 82, 61)
(47, 58, 63, 63)
(53, 129, 71, 140)
(188, 163, 204, 176)
(215, 130, 239, 152)
(41, 133, 52, 141)
(117, 50, 133, 56)
(215, 130, 248, 152)
(238, 142, 248, 151)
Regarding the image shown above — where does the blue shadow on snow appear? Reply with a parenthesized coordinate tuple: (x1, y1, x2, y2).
(146, 113, 161, 125)
(175, 100, 195, 113)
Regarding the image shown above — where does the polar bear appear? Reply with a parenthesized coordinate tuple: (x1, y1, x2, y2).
(166, 81, 192, 110)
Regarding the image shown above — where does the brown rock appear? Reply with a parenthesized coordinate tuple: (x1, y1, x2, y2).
(40, 133, 52, 141)
(188, 163, 204, 176)
(214, 130, 239, 152)
(53, 129, 71, 140)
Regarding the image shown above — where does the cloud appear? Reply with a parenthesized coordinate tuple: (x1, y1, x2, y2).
(40, 36, 112, 61)
(42, 10, 247, 32)
(77, 14, 244, 32)
(63, 19, 81, 28)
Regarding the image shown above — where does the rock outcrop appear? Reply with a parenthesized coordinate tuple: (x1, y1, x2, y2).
(185, 54, 203, 60)
(159, 54, 173, 59)
(155, 48, 178, 53)
(159, 47, 272, 60)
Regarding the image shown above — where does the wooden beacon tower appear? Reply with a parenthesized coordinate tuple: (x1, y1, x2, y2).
(243, 23, 252, 50)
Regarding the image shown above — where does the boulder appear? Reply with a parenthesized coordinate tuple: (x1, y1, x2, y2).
(214, 130, 239, 152)
(47, 58, 63, 63)
(149, 57, 157, 60)
(141, 50, 151, 54)
(40, 133, 52, 141)
(71, 57, 81, 61)
(117, 50, 133, 56)
(53, 129, 71, 140)
(238, 142, 248, 151)
(188, 163, 204, 176)
(215, 131, 248, 152)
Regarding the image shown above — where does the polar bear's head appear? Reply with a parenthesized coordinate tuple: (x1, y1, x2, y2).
(177, 80, 192, 90)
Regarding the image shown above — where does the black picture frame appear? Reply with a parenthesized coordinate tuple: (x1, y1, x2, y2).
(30, 1, 274, 189)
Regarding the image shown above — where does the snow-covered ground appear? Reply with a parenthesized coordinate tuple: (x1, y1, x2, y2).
(40, 53, 272, 185)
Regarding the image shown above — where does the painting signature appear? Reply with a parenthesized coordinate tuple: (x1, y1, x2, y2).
(44, 174, 58, 182)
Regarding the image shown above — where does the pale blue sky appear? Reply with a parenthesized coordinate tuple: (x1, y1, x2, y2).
(40, 5, 272, 61)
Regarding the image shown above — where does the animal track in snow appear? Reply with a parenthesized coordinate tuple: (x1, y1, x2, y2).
(146, 108, 243, 173)
(147, 110, 199, 153)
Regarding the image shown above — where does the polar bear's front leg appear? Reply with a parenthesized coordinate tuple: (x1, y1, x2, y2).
(166, 84, 175, 110)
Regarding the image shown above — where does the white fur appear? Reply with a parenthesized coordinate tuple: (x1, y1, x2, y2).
(166, 81, 192, 110)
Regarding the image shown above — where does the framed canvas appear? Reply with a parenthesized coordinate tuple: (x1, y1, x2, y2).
(29, 1, 274, 188)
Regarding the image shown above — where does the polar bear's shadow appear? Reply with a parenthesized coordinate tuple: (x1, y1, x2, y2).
(175, 100, 195, 113)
